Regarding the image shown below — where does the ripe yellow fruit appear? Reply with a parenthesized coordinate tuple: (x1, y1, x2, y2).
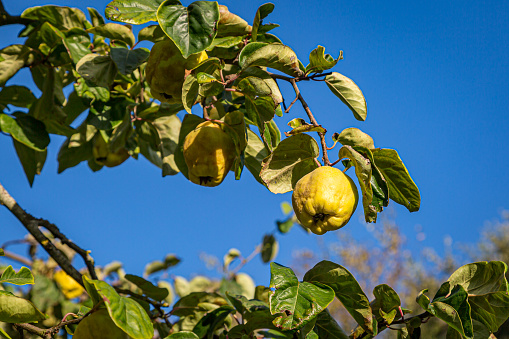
(73, 309, 129, 339)
(292, 166, 358, 235)
(183, 121, 236, 187)
(145, 39, 208, 105)
(92, 134, 129, 168)
(53, 270, 84, 299)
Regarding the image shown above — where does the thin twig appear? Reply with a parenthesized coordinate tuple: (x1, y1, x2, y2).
(285, 95, 299, 113)
(229, 245, 261, 277)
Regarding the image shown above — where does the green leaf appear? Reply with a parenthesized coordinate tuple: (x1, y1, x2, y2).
(63, 28, 92, 63)
(0, 266, 34, 286)
(446, 261, 509, 335)
(325, 72, 367, 121)
(110, 47, 150, 75)
(88, 7, 105, 27)
(157, 0, 220, 58)
(84, 278, 154, 339)
(237, 66, 283, 106)
(420, 284, 473, 339)
(57, 122, 96, 173)
(244, 128, 269, 184)
(354, 146, 389, 220)
(286, 118, 326, 136)
(151, 115, 181, 176)
(138, 25, 166, 43)
(143, 254, 181, 277)
(217, 5, 252, 38)
(313, 309, 349, 339)
(306, 46, 342, 74)
(303, 260, 376, 335)
(251, 3, 275, 42)
(192, 305, 234, 338)
(13, 140, 47, 187)
(276, 215, 295, 234)
(76, 54, 118, 88)
(181, 73, 199, 113)
(0, 249, 3, 256)
(124, 274, 169, 301)
(106, 0, 164, 24)
(261, 234, 278, 263)
(0, 113, 50, 151)
(224, 110, 247, 157)
(239, 42, 302, 77)
(0, 291, 46, 323)
(172, 292, 226, 330)
(245, 96, 277, 136)
(269, 263, 335, 331)
(372, 148, 420, 212)
(0, 45, 33, 86)
(371, 284, 401, 324)
(336, 127, 374, 149)
(74, 74, 111, 103)
(337, 145, 376, 222)
(21, 6, 88, 30)
(167, 332, 200, 339)
(87, 23, 136, 47)
(0, 86, 36, 109)
(260, 133, 320, 194)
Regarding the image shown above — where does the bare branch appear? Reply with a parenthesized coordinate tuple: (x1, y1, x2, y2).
(38, 219, 98, 280)
(0, 0, 32, 27)
(0, 181, 84, 286)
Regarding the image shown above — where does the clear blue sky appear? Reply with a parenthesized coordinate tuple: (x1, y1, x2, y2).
(1, 0, 508, 286)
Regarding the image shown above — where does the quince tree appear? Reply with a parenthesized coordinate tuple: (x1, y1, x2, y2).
(0, 0, 508, 338)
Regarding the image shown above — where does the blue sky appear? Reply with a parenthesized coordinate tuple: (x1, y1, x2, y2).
(1, 0, 508, 286)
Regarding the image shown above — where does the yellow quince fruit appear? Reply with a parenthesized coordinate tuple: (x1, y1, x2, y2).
(292, 166, 358, 235)
(92, 133, 129, 168)
(53, 270, 84, 299)
(183, 121, 236, 187)
(73, 309, 129, 339)
(145, 39, 208, 105)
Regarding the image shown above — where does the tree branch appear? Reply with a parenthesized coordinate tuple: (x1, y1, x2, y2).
(1, 249, 32, 266)
(37, 219, 98, 280)
(0, 0, 32, 27)
(288, 79, 330, 166)
(0, 181, 85, 286)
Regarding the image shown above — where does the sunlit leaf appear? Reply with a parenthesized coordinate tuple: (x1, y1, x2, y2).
(269, 263, 334, 331)
(303, 260, 376, 335)
(84, 277, 154, 339)
(372, 148, 420, 212)
(325, 72, 367, 121)
(0, 291, 46, 323)
(87, 23, 136, 47)
(306, 45, 342, 74)
(0, 266, 34, 286)
(260, 134, 319, 194)
(106, 0, 164, 24)
(157, 0, 219, 58)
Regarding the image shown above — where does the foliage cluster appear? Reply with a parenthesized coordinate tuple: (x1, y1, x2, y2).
(0, 0, 507, 338)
